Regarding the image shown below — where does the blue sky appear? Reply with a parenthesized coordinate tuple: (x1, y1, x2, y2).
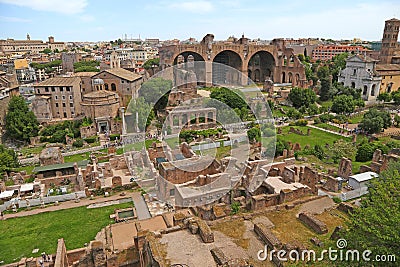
(0, 0, 399, 42)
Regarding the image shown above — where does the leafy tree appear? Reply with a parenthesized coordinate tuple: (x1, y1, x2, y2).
(307, 103, 319, 115)
(247, 127, 261, 143)
(210, 87, 247, 110)
(275, 138, 290, 157)
(317, 66, 330, 79)
(75, 66, 99, 72)
(344, 160, 400, 266)
(319, 77, 332, 101)
(394, 114, 400, 127)
(359, 109, 391, 134)
(356, 143, 376, 162)
(391, 91, 400, 105)
(0, 145, 19, 174)
(117, 38, 123, 45)
(73, 60, 99, 72)
(288, 87, 316, 108)
(41, 48, 52, 54)
(326, 139, 356, 163)
(286, 107, 302, 119)
(127, 97, 154, 131)
(5, 96, 39, 142)
(139, 77, 172, 112)
(331, 95, 356, 114)
(377, 92, 392, 102)
(143, 58, 160, 70)
(313, 144, 325, 160)
(330, 52, 349, 81)
(54, 48, 59, 53)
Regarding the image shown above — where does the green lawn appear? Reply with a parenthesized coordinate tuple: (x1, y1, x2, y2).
(352, 160, 371, 174)
(0, 202, 133, 264)
(278, 126, 349, 148)
(12, 165, 37, 175)
(64, 152, 91, 163)
(314, 123, 349, 133)
(348, 113, 364, 124)
(20, 145, 46, 157)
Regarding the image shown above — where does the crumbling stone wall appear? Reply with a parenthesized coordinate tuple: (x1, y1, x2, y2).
(254, 223, 282, 249)
(298, 212, 328, 234)
(337, 157, 352, 179)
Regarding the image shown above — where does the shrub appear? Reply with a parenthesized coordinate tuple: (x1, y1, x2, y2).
(332, 196, 342, 203)
(109, 134, 121, 141)
(320, 113, 334, 123)
(72, 138, 84, 148)
(295, 119, 308, 126)
(84, 136, 98, 143)
(313, 117, 321, 124)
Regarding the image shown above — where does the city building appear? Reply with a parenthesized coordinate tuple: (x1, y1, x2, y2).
(81, 79, 121, 134)
(338, 54, 381, 102)
(91, 68, 144, 106)
(72, 72, 98, 94)
(312, 45, 369, 61)
(376, 64, 400, 93)
(14, 59, 36, 84)
(61, 52, 83, 73)
(0, 35, 66, 56)
(0, 71, 19, 130)
(32, 77, 82, 122)
(379, 18, 400, 64)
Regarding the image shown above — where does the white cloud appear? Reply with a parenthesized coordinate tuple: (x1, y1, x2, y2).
(0, 16, 31, 22)
(168, 1, 214, 13)
(0, 0, 88, 14)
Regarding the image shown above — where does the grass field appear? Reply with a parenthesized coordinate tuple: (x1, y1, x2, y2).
(314, 123, 349, 133)
(0, 202, 133, 264)
(278, 126, 349, 148)
(348, 113, 364, 124)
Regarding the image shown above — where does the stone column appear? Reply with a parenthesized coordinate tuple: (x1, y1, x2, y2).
(205, 61, 213, 87)
(120, 107, 127, 135)
(196, 113, 200, 124)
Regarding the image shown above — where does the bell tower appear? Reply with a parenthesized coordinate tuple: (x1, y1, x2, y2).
(380, 18, 400, 64)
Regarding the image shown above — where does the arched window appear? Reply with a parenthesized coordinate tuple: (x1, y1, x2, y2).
(363, 85, 367, 95)
(111, 83, 116, 91)
(351, 82, 356, 88)
(371, 84, 376, 96)
(105, 83, 109, 90)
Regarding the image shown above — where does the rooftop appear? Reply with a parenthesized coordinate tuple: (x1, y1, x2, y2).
(349, 171, 378, 183)
(83, 90, 118, 98)
(376, 64, 400, 72)
(72, 72, 98, 77)
(101, 68, 142, 82)
(35, 77, 80, 87)
(33, 160, 89, 173)
(263, 176, 309, 194)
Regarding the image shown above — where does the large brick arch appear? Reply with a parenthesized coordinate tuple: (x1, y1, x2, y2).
(158, 34, 309, 87)
(173, 51, 205, 65)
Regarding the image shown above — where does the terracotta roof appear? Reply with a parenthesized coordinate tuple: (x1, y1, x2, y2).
(349, 54, 378, 63)
(72, 72, 98, 77)
(102, 68, 142, 82)
(376, 64, 400, 72)
(35, 77, 80, 86)
(83, 90, 118, 98)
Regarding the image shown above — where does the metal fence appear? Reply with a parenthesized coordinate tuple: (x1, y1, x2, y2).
(0, 191, 86, 212)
